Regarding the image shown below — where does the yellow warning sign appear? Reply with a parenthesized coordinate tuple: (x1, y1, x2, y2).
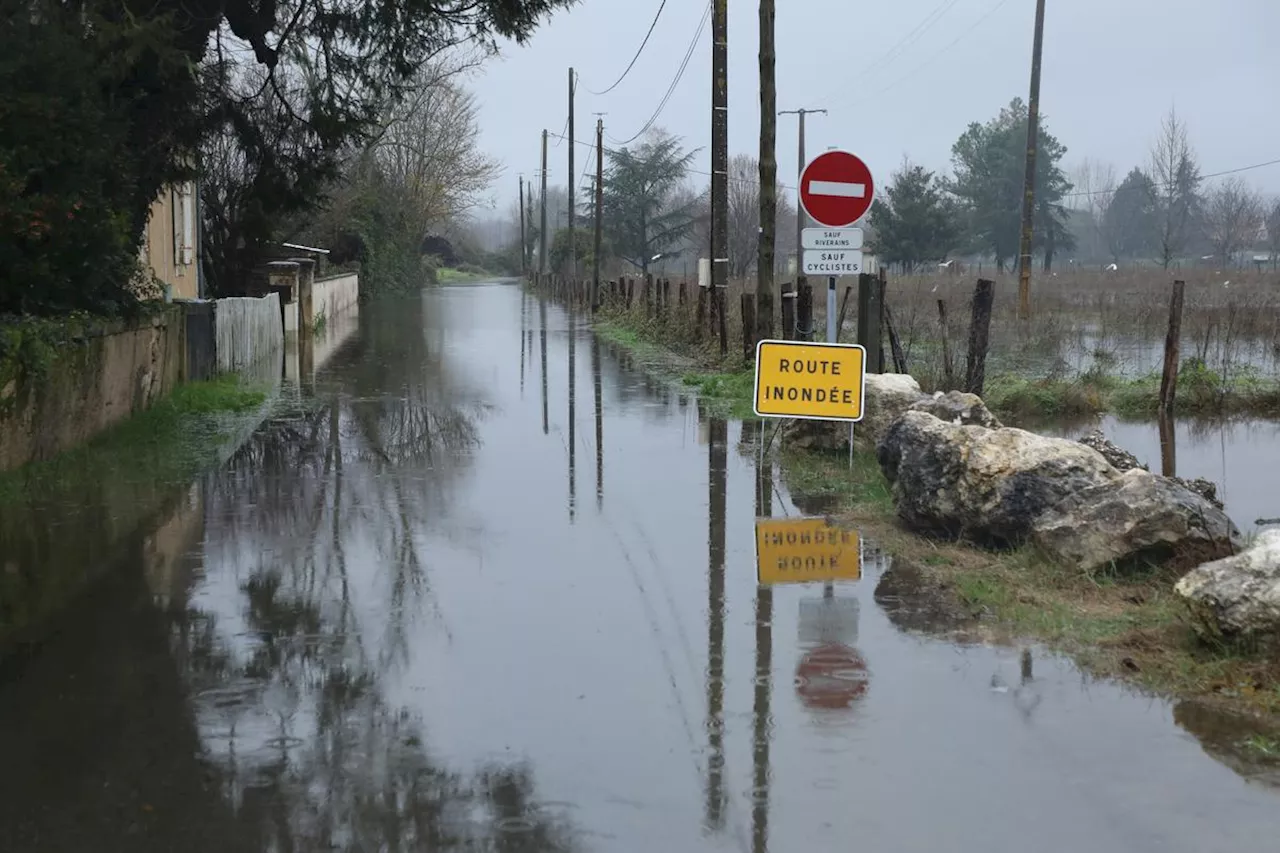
(753, 340, 865, 421)
(756, 518, 861, 586)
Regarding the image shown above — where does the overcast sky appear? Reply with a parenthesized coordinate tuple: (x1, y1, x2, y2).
(470, 0, 1280, 212)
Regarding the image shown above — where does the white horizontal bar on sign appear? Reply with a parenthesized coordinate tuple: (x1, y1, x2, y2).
(808, 180, 867, 198)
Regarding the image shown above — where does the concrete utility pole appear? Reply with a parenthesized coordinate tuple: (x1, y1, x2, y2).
(540, 129, 549, 275)
(756, 0, 777, 345)
(519, 174, 527, 277)
(779, 107, 826, 274)
(1016, 0, 1048, 320)
(568, 68, 577, 282)
(710, 0, 729, 356)
(593, 116, 605, 312)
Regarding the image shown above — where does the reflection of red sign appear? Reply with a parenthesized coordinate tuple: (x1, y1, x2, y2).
(795, 643, 869, 710)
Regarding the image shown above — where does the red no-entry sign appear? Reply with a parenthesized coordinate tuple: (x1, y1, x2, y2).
(799, 151, 875, 228)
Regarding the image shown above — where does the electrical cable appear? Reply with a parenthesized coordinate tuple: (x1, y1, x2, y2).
(587, 0, 670, 96)
(606, 1, 712, 147)
(551, 131, 798, 192)
(832, 0, 1014, 111)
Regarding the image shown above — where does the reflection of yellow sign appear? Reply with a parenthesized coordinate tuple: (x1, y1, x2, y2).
(753, 340, 865, 421)
(756, 518, 861, 586)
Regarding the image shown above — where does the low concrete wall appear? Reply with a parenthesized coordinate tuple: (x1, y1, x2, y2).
(312, 273, 359, 325)
(0, 309, 186, 472)
(214, 292, 284, 374)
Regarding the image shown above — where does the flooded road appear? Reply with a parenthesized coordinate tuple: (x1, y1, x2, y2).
(3, 281, 1280, 852)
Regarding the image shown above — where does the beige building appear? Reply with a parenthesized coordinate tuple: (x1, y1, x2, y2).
(139, 180, 201, 300)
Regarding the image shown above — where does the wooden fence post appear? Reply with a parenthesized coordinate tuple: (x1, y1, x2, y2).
(796, 281, 813, 342)
(741, 292, 756, 362)
(834, 285, 853, 343)
(780, 287, 796, 341)
(965, 278, 995, 396)
(856, 273, 883, 373)
(937, 299, 955, 390)
(884, 303, 907, 374)
(1158, 280, 1186, 415)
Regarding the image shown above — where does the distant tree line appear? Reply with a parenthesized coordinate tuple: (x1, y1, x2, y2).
(870, 103, 1279, 273)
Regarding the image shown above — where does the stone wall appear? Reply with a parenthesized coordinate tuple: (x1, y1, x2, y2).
(0, 308, 186, 472)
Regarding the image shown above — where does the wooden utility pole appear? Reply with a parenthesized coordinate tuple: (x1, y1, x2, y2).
(539, 129, 549, 276)
(519, 174, 527, 277)
(710, 0, 729, 356)
(525, 180, 535, 273)
(1016, 0, 1048, 320)
(593, 117, 604, 312)
(756, 0, 777, 345)
(568, 69, 576, 282)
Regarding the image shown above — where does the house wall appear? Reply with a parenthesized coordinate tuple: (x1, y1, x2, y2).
(140, 183, 199, 300)
(0, 308, 186, 472)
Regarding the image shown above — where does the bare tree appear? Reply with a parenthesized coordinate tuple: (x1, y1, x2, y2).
(1148, 108, 1202, 269)
(376, 70, 500, 237)
(725, 154, 792, 279)
(1203, 178, 1263, 267)
(1069, 158, 1116, 261)
(1266, 198, 1280, 270)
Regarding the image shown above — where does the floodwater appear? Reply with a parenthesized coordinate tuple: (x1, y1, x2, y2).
(1045, 416, 1280, 536)
(3, 281, 1280, 852)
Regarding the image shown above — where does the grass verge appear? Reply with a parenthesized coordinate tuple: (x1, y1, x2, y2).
(0, 375, 268, 506)
(591, 303, 1280, 724)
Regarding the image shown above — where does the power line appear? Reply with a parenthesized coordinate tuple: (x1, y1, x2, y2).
(832, 0, 1014, 111)
(1062, 156, 1280, 200)
(820, 0, 960, 101)
(606, 1, 712, 147)
(551, 131, 798, 191)
(587, 0, 670, 96)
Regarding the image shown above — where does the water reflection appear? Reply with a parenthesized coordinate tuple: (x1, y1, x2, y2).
(8, 282, 1280, 852)
(568, 306, 577, 522)
(592, 337, 604, 510)
(702, 406, 728, 832)
(540, 296, 549, 435)
(750, 419, 774, 853)
(174, 294, 580, 851)
(1159, 411, 1176, 477)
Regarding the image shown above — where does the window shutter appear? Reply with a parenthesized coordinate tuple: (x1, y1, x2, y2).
(180, 183, 195, 266)
(171, 187, 181, 266)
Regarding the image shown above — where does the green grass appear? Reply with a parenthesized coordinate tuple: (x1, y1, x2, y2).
(0, 375, 268, 505)
(681, 370, 755, 418)
(780, 446, 894, 513)
(983, 359, 1280, 422)
(437, 267, 492, 284)
(1242, 734, 1280, 758)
